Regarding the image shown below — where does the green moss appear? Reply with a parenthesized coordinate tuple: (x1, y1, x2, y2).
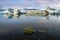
(24, 27, 35, 35)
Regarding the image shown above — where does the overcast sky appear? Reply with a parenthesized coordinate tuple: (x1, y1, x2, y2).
(0, 0, 60, 9)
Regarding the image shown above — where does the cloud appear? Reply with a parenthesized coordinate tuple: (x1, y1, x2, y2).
(35, 0, 60, 5)
(24, 0, 29, 2)
(0, 0, 60, 8)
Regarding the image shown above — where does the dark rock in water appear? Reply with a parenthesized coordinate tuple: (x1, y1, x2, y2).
(8, 15, 14, 19)
(44, 10, 49, 16)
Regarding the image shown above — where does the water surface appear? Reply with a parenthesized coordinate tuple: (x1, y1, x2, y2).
(0, 13, 60, 40)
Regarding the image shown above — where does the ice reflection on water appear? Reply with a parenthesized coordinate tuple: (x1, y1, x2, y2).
(0, 13, 60, 28)
(0, 13, 60, 25)
(0, 13, 60, 40)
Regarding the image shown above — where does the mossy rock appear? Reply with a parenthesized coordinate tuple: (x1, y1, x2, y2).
(24, 28, 35, 35)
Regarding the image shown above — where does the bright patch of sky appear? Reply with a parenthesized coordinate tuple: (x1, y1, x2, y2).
(0, 0, 60, 9)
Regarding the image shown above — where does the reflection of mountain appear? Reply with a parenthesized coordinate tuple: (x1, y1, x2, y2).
(25, 10, 49, 17)
(3, 9, 21, 19)
(2, 7, 60, 19)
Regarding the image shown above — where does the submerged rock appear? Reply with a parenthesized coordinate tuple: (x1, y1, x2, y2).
(24, 28, 35, 35)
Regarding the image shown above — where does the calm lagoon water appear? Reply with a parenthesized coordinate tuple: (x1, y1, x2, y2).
(0, 13, 60, 40)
